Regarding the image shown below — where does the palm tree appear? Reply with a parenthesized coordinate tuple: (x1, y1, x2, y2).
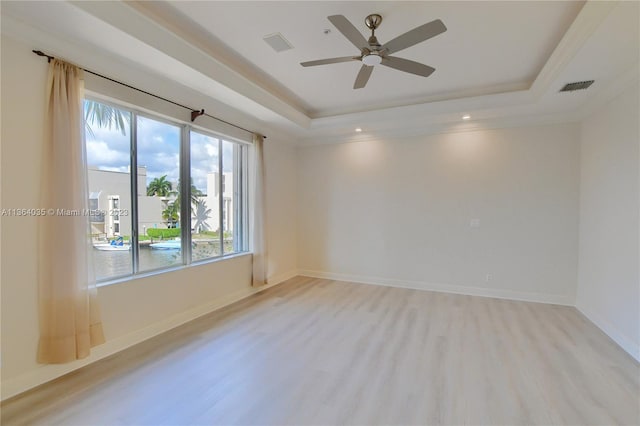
(161, 180, 203, 230)
(84, 100, 130, 138)
(162, 202, 179, 228)
(173, 178, 204, 208)
(147, 175, 173, 197)
(192, 200, 212, 233)
(190, 183, 204, 206)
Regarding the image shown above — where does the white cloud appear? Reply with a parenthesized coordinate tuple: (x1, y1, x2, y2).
(84, 107, 240, 192)
(86, 140, 129, 168)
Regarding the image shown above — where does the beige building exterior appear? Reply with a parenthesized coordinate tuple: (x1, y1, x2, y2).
(88, 166, 165, 238)
(88, 167, 234, 239)
(203, 171, 234, 233)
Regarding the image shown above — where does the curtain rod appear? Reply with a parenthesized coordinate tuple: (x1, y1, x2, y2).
(32, 50, 265, 139)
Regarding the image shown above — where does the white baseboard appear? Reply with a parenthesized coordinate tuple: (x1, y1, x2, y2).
(1, 270, 298, 401)
(267, 269, 299, 287)
(576, 303, 640, 362)
(298, 269, 574, 306)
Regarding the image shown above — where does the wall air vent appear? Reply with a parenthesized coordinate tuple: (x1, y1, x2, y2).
(263, 33, 294, 52)
(559, 80, 594, 92)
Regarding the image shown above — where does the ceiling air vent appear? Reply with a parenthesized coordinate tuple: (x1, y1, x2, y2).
(263, 33, 293, 52)
(560, 80, 594, 92)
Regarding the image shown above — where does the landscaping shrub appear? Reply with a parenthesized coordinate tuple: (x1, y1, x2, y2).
(146, 228, 181, 239)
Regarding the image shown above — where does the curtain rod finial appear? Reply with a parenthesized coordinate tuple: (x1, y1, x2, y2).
(33, 50, 54, 63)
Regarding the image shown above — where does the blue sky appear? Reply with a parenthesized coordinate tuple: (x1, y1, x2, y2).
(85, 103, 233, 193)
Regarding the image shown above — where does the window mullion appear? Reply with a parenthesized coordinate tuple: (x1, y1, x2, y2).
(242, 145, 249, 251)
(181, 126, 191, 265)
(233, 145, 238, 253)
(233, 145, 241, 252)
(219, 140, 224, 256)
(130, 112, 140, 274)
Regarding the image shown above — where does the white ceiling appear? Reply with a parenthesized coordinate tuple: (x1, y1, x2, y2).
(157, 1, 583, 117)
(1, 1, 638, 144)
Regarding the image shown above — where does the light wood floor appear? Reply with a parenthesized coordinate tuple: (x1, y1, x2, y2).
(2, 276, 639, 425)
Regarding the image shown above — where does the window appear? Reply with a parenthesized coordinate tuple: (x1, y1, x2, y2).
(190, 131, 220, 261)
(189, 131, 248, 262)
(137, 115, 182, 272)
(86, 103, 133, 280)
(84, 98, 249, 282)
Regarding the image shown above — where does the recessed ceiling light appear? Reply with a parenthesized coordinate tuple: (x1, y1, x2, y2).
(462, 115, 471, 120)
(355, 128, 362, 132)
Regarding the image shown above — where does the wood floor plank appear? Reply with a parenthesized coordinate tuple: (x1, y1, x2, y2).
(2, 276, 638, 425)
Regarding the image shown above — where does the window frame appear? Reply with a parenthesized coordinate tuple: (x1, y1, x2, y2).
(188, 128, 250, 265)
(84, 95, 251, 284)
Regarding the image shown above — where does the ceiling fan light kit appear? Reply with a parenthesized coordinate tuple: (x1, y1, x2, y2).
(362, 53, 382, 66)
(301, 13, 447, 89)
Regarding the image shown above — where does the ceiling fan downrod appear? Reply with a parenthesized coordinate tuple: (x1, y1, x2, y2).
(365, 14, 382, 47)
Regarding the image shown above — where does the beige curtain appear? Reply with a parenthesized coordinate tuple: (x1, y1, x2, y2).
(38, 59, 105, 363)
(251, 134, 268, 287)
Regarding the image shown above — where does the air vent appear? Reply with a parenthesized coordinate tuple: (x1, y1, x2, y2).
(560, 80, 594, 92)
(263, 33, 293, 52)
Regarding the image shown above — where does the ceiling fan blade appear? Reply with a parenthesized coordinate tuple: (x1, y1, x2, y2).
(328, 15, 368, 50)
(381, 56, 435, 77)
(354, 65, 374, 89)
(381, 19, 447, 55)
(300, 56, 360, 67)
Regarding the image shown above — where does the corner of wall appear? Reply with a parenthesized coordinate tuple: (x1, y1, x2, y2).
(575, 78, 640, 362)
(575, 303, 640, 362)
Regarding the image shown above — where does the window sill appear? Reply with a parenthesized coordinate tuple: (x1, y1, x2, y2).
(96, 251, 252, 288)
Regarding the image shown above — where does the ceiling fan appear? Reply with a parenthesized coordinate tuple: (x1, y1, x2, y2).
(301, 14, 447, 89)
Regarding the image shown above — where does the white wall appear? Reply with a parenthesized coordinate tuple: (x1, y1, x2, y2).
(265, 139, 298, 280)
(577, 85, 640, 361)
(0, 35, 298, 399)
(297, 124, 580, 304)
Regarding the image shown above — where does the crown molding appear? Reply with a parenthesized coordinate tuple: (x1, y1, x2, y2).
(69, 0, 613, 131)
(299, 111, 580, 146)
(530, 1, 618, 97)
(70, 0, 312, 129)
(0, 14, 305, 144)
(1, 0, 630, 144)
